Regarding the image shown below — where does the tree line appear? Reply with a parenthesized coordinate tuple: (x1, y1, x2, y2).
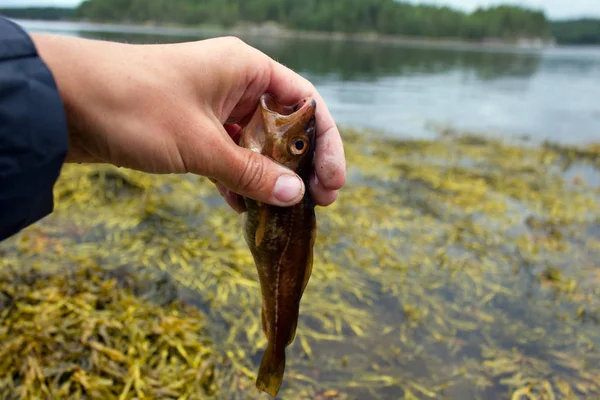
(551, 19, 600, 45)
(0, 7, 74, 20)
(74, 0, 550, 40)
(1, 2, 599, 45)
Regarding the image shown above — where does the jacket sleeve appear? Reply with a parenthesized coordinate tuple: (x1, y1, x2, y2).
(0, 17, 68, 242)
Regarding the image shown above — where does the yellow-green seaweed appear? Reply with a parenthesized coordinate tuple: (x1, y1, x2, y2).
(0, 126, 599, 399)
(0, 264, 216, 399)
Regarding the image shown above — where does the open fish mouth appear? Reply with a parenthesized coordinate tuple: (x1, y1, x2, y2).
(260, 93, 317, 119)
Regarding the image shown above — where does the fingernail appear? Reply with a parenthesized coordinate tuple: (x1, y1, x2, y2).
(273, 174, 303, 203)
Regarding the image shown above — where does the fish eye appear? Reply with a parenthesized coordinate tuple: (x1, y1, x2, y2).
(290, 138, 308, 155)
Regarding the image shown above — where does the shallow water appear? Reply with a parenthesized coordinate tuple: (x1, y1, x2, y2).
(2, 19, 600, 400)
(1, 128, 599, 399)
(15, 19, 600, 145)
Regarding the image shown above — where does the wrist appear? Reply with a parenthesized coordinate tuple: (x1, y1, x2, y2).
(30, 34, 80, 114)
(29, 34, 134, 163)
(30, 34, 88, 160)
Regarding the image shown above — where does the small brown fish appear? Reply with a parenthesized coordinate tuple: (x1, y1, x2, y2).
(240, 93, 317, 397)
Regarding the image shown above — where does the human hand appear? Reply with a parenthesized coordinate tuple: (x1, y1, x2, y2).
(30, 34, 346, 212)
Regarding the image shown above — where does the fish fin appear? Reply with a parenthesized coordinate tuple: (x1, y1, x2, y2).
(300, 214, 317, 295)
(256, 342, 286, 398)
(261, 302, 268, 339)
(290, 214, 315, 346)
(284, 215, 316, 347)
(286, 317, 298, 346)
(255, 202, 268, 247)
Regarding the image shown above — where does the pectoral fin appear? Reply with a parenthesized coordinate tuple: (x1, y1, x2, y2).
(255, 202, 268, 247)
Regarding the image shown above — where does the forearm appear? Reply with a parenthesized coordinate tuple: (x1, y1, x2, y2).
(0, 18, 68, 241)
(29, 33, 126, 164)
(28, 33, 180, 168)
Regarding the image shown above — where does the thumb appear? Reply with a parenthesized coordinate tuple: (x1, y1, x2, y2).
(212, 140, 305, 207)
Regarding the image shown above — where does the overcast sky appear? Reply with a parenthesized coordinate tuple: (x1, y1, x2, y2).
(0, 0, 598, 19)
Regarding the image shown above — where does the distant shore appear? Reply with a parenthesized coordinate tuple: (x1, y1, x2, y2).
(222, 21, 556, 50)
(15, 18, 557, 52)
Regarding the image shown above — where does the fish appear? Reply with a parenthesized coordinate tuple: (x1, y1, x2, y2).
(239, 93, 318, 397)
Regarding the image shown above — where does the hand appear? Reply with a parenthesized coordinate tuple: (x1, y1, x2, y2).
(30, 34, 346, 212)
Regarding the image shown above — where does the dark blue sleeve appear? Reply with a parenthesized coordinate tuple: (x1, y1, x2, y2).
(0, 17, 68, 242)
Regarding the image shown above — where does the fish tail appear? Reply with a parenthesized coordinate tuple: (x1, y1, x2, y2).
(256, 342, 286, 398)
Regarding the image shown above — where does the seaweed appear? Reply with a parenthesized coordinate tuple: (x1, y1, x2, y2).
(0, 127, 598, 399)
(0, 264, 216, 399)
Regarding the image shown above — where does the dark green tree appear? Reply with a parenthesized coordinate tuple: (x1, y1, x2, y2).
(24, 0, 553, 43)
(551, 19, 600, 44)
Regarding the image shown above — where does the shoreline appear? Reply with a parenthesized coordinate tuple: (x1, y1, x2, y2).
(15, 18, 557, 52)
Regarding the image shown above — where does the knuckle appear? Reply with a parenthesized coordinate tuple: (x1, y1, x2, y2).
(221, 36, 247, 49)
(218, 36, 256, 76)
(324, 158, 347, 187)
(237, 151, 267, 193)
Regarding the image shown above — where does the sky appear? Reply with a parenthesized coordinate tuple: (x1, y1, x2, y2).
(0, 0, 599, 20)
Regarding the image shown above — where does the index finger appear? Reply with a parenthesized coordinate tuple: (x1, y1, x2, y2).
(266, 59, 346, 193)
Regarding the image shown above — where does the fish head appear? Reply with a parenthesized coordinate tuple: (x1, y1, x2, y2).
(240, 93, 317, 176)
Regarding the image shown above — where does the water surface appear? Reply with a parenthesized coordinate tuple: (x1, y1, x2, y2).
(17, 19, 600, 145)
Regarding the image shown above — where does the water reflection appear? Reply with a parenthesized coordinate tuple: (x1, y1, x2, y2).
(71, 29, 543, 82)
(251, 38, 542, 82)
(19, 20, 600, 144)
